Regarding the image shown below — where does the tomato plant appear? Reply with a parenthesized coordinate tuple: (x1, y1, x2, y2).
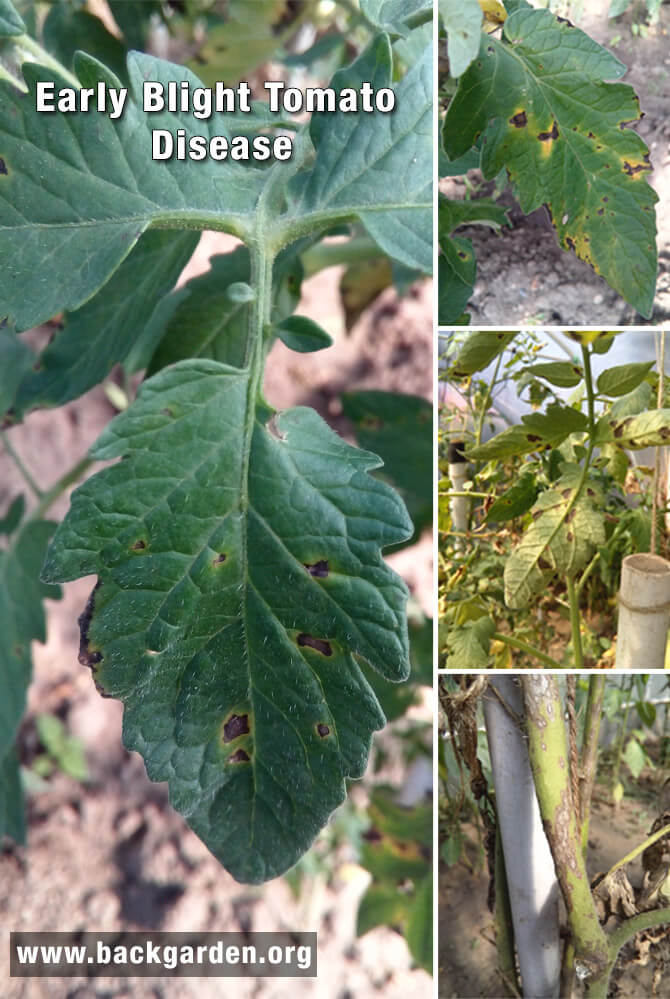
(438, 0, 658, 323)
(0, 0, 432, 886)
(439, 330, 670, 668)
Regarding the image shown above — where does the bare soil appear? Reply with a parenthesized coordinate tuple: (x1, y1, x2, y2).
(0, 233, 433, 998)
(439, 772, 670, 998)
(441, 0, 670, 327)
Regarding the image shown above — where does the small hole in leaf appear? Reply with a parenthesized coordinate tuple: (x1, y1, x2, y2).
(304, 560, 329, 578)
(316, 723, 330, 737)
(212, 553, 227, 566)
(229, 749, 250, 763)
(223, 713, 250, 743)
(297, 634, 332, 656)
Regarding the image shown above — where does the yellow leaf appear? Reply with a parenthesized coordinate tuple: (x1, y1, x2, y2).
(479, 0, 507, 29)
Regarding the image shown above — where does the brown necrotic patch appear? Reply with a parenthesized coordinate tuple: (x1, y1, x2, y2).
(509, 111, 527, 128)
(304, 559, 329, 578)
(0, 158, 7, 175)
(297, 634, 333, 656)
(130, 539, 147, 551)
(623, 158, 651, 176)
(78, 580, 103, 668)
(212, 553, 227, 566)
(229, 749, 250, 763)
(538, 121, 559, 142)
(223, 713, 250, 743)
(316, 723, 330, 737)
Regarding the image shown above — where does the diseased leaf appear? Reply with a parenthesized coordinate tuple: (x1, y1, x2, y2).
(526, 361, 583, 388)
(42, 360, 412, 884)
(439, 0, 483, 78)
(0, 747, 25, 844)
(341, 390, 432, 545)
(438, 197, 509, 323)
(609, 380, 653, 419)
(467, 404, 587, 460)
(449, 331, 517, 376)
(6, 231, 198, 420)
(446, 616, 495, 667)
(0, 520, 60, 763)
(504, 468, 605, 609)
(443, 8, 658, 315)
(485, 473, 538, 523)
(596, 361, 654, 398)
(361, 0, 431, 34)
(609, 409, 670, 449)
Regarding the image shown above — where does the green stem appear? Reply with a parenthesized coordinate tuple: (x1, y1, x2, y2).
(0, 60, 26, 91)
(300, 234, 383, 278)
(579, 677, 605, 855)
(567, 576, 584, 667)
(13, 33, 80, 87)
(1, 431, 43, 499)
(440, 490, 494, 500)
(611, 676, 634, 797)
(492, 632, 562, 669)
(522, 677, 610, 982)
(29, 454, 93, 523)
(587, 908, 670, 999)
(475, 351, 504, 450)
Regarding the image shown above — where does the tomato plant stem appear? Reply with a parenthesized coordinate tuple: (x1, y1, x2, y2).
(579, 677, 605, 854)
(0, 431, 43, 499)
(567, 576, 584, 667)
(492, 632, 562, 669)
(30, 455, 93, 523)
(15, 33, 80, 88)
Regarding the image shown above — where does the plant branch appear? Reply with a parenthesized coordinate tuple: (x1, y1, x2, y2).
(587, 907, 670, 999)
(567, 576, 584, 667)
(492, 632, 562, 669)
(522, 677, 610, 981)
(0, 431, 43, 499)
(29, 454, 93, 523)
(579, 676, 605, 854)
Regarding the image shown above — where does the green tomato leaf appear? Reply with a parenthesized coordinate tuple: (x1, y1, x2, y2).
(275, 315, 333, 353)
(361, 0, 431, 35)
(526, 361, 584, 388)
(596, 361, 654, 398)
(609, 380, 653, 419)
(5, 231, 198, 421)
(43, 5, 129, 82)
(443, 8, 658, 316)
(42, 359, 412, 883)
(609, 409, 670, 449)
(0, 325, 33, 418)
(0, 0, 24, 36)
(504, 469, 605, 609)
(485, 473, 539, 523)
(439, 0, 483, 78)
(0, 747, 25, 844)
(0, 494, 25, 536)
(406, 873, 433, 973)
(467, 404, 588, 460)
(0, 520, 60, 763)
(341, 390, 432, 545)
(288, 34, 432, 274)
(438, 197, 509, 323)
(357, 883, 409, 936)
(449, 331, 517, 377)
(623, 737, 647, 779)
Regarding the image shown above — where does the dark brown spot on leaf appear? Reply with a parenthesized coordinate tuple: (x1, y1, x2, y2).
(538, 557, 551, 570)
(212, 553, 227, 566)
(566, 509, 576, 523)
(304, 560, 329, 578)
(161, 407, 174, 417)
(567, 531, 574, 541)
(131, 539, 146, 551)
(78, 581, 103, 668)
(566, 237, 576, 251)
(297, 634, 333, 656)
(623, 160, 650, 176)
(223, 713, 250, 743)
(229, 749, 250, 763)
(526, 434, 542, 443)
(362, 826, 383, 843)
(457, 250, 468, 260)
(538, 121, 559, 142)
(509, 111, 527, 128)
(597, 208, 604, 216)
(316, 723, 330, 737)
(0, 158, 7, 175)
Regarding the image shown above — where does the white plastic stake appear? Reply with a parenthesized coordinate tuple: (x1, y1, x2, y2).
(483, 678, 561, 998)
(616, 553, 670, 669)
(448, 441, 469, 544)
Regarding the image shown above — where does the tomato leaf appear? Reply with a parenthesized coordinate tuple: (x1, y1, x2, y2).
(443, 7, 658, 316)
(526, 362, 584, 388)
(439, 0, 483, 78)
(596, 361, 654, 398)
(42, 360, 412, 883)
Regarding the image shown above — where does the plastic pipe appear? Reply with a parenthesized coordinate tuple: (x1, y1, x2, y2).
(448, 441, 469, 544)
(483, 678, 561, 998)
(615, 553, 670, 669)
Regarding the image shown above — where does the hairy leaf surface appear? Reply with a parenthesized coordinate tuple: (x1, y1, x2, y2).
(504, 469, 605, 609)
(42, 360, 412, 883)
(443, 8, 658, 315)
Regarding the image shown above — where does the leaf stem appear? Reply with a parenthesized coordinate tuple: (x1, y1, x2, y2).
(13, 33, 80, 88)
(567, 576, 584, 667)
(0, 431, 43, 499)
(300, 234, 384, 278)
(0, 60, 27, 91)
(30, 455, 93, 523)
(492, 632, 562, 669)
